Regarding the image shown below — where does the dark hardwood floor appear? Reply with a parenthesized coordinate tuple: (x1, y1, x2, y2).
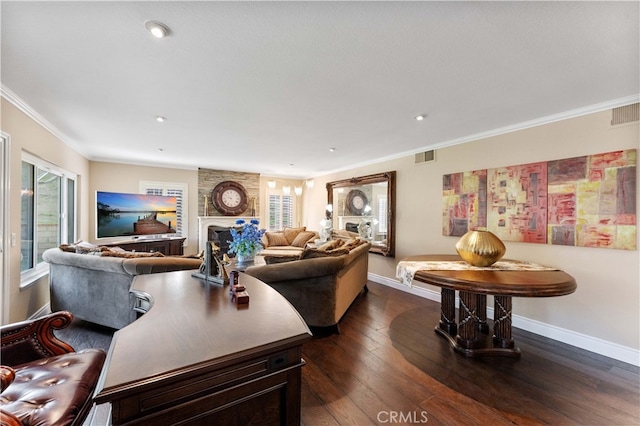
(58, 281, 639, 425)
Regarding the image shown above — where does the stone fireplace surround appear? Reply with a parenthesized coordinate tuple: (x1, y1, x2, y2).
(198, 216, 258, 253)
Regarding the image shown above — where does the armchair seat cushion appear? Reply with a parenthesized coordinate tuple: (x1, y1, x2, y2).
(0, 349, 106, 426)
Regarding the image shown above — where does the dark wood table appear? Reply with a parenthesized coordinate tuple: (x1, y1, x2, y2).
(93, 270, 311, 424)
(404, 254, 577, 358)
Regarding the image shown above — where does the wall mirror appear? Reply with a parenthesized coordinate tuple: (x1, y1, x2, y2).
(327, 171, 396, 257)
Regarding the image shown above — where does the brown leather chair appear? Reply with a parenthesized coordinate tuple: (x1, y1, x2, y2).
(0, 311, 106, 426)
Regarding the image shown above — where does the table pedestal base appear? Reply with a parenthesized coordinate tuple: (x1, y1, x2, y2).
(436, 290, 521, 358)
(403, 254, 576, 359)
(435, 327, 521, 358)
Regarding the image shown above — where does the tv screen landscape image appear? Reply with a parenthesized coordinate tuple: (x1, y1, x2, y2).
(96, 191, 177, 239)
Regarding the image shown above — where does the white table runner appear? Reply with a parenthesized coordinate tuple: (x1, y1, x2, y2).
(396, 260, 558, 287)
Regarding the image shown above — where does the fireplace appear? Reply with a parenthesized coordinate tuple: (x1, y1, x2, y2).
(197, 216, 258, 253)
(208, 226, 233, 255)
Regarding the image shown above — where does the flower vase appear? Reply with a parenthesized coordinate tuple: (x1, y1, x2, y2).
(236, 254, 255, 265)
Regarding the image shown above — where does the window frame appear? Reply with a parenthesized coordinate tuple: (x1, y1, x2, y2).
(377, 195, 388, 234)
(20, 152, 76, 288)
(267, 189, 295, 231)
(139, 180, 189, 246)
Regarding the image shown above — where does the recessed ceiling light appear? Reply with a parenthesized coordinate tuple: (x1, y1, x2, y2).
(145, 21, 170, 38)
(329, 147, 336, 152)
(158, 148, 164, 153)
(156, 116, 166, 122)
(415, 114, 426, 121)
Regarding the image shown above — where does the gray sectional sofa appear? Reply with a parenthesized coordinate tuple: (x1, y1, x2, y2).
(43, 248, 202, 329)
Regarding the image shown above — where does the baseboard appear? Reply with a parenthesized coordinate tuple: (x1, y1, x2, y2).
(29, 303, 51, 320)
(368, 273, 640, 367)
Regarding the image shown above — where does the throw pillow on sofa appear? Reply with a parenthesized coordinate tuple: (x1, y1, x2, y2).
(340, 238, 368, 251)
(265, 232, 289, 247)
(283, 227, 307, 245)
(263, 254, 301, 264)
(291, 231, 316, 247)
(300, 247, 349, 259)
(101, 250, 164, 258)
(59, 241, 110, 254)
(316, 239, 344, 251)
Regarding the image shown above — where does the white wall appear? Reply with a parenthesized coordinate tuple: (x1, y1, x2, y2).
(304, 108, 639, 363)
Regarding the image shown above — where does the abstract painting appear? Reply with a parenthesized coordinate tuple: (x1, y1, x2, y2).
(548, 149, 636, 249)
(442, 149, 636, 250)
(442, 170, 487, 236)
(487, 162, 548, 244)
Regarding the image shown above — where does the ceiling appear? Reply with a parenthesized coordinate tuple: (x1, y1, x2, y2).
(2, 1, 638, 178)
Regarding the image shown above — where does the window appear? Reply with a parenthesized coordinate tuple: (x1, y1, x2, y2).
(21, 152, 76, 286)
(378, 196, 388, 234)
(267, 191, 294, 231)
(139, 181, 188, 244)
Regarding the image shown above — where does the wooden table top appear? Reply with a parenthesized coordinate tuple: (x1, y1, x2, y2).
(404, 254, 577, 297)
(95, 270, 311, 402)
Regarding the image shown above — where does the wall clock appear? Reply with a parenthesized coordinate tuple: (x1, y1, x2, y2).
(211, 181, 249, 216)
(346, 189, 368, 215)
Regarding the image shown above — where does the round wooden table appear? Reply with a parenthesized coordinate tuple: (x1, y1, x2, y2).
(403, 254, 577, 358)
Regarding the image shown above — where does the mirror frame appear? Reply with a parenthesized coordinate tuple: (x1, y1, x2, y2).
(327, 171, 396, 257)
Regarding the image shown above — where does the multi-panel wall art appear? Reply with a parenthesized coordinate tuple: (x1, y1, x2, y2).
(442, 149, 637, 250)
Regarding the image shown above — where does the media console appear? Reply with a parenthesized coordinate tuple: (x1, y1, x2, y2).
(101, 236, 185, 255)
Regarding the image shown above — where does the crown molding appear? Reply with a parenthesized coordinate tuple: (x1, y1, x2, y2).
(1, 84, 85, 155)
(425, 94, 640, 152)
(311, 94, 640, 179)
(3, 84, 637, 177)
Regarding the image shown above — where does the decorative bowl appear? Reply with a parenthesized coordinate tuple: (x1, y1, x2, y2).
(455, 230, 506, 267)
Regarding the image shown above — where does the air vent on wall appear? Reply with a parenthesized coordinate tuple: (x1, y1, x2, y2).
(611, 103, 639, 126)
(415, 150, 436, 164)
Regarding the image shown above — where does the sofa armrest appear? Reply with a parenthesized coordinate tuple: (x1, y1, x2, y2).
(246, 256, 344, 283)
(0, 408, 21, 426)
(340, 242, 371, 269)
(0, 311, 75, 367)
(0, 366, 15, 392)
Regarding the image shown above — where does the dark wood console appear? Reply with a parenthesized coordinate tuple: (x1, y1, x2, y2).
(101, 237, 185, 255)
(93, 270, 311, 425)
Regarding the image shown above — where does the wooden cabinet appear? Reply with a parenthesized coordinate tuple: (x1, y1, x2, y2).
(102, 237, 185, 255)
(93, 271, 311, 425)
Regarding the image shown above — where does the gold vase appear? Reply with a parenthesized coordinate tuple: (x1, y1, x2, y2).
(455, 230, 506, 267)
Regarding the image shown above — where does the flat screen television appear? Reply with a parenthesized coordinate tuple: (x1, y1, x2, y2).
(96, 191, 178, 239)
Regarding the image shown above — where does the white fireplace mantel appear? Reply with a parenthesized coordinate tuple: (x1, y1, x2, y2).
(198, 216, 258, 252)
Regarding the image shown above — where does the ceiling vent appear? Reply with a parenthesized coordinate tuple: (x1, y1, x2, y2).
(611, 103, 639, 126)
(415, 150, 436, 164)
